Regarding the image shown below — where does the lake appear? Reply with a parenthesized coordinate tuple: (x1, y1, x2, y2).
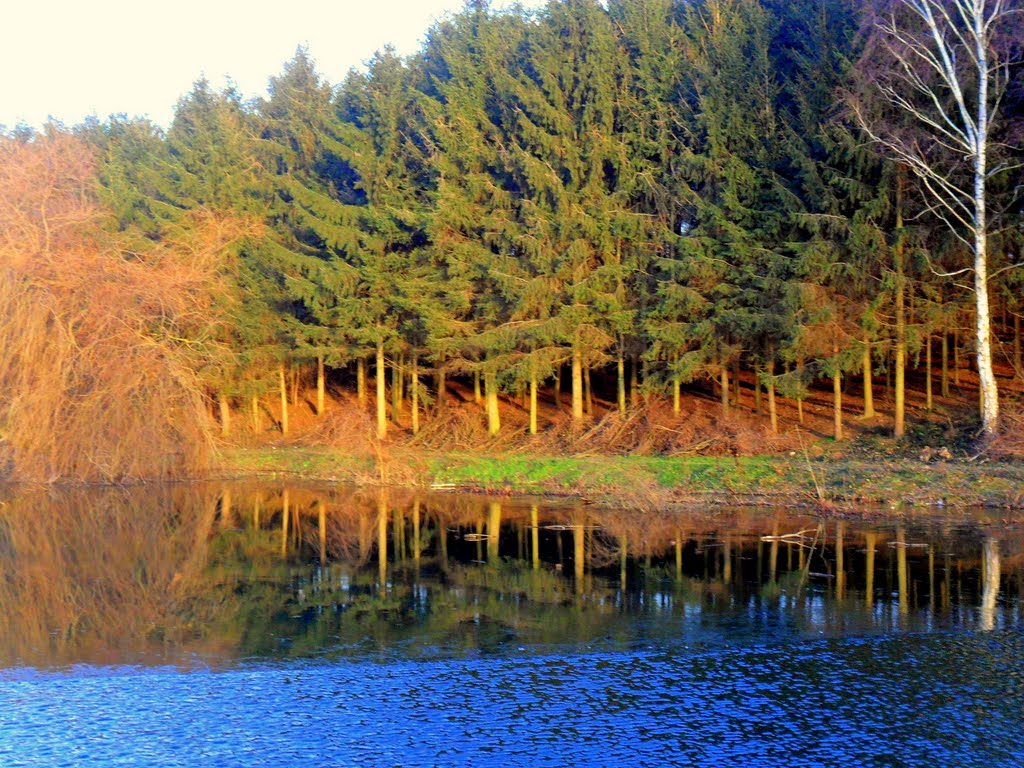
(1, 484, 1022, 766)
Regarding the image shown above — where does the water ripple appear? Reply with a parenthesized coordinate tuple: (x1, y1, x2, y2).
(2, 630, 1022, 767)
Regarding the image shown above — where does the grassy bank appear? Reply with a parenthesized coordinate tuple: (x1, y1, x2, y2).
(214, 445, 1024, 511)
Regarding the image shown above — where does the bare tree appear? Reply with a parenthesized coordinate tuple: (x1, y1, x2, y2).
(852, 0, 1022, 438)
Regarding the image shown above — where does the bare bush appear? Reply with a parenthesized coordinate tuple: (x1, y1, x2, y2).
(0, 132, 251, 482)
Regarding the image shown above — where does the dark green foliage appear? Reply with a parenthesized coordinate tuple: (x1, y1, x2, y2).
(73, 0, 1020, 438)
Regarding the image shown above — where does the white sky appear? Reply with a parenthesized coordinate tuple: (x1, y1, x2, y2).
(0, 0, 545, 130)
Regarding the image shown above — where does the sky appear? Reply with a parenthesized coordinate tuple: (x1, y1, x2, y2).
(0, 0, 545, 130)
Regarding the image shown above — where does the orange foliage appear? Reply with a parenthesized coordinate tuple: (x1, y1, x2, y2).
(0, 132, 254, 482)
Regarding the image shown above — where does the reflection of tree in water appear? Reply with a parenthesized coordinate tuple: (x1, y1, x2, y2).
(2, 484, 1022, 667)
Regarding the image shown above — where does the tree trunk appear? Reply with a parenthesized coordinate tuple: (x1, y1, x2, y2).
(941, 330, 950, 397)
(553, 365, 561, 411)
(357, 358, 367, 407)
(894, 194, 906, 439)
(617, 345, 626, 416)
(925, 335, 933, 411)
(753, 368, 762, 415)
(411, 356, 420, 436)
(973, 40, 999, 438)
(796, 356, 805, 424)
(436, 368, 446, 411)
(583, 366, 592, 417)
(473, 370, 482, 404)
(251, 395, 260, 433)
(529, 369, 538, 435)
(733, 360, 741, 408)
(833, 341, 843, 441)
(290, 364, 299, 407)
(672, 372, 681, 416)
(278, 363, 289, 436)
(218, 393, 230, 438)
(630, 356, 639, 408)
(767, 359, 778, 434)
(485, 369, 501, 436)
(316, 355, 325, 417)
(392, 353, 402, 418)
(376, 339, 386, 439)
(954, 326, 961, 385)
(1014, 312, 1021, 378)
(571, 345, 583, 423)
(720, 364, 729, 417)
(862, 334, 875, 418)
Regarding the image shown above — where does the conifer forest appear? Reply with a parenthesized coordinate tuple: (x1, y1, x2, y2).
(1, 0, 1022, 482)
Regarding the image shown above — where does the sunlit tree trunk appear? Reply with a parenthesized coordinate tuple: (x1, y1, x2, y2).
(617, 345, 626, 416)
(278, 363, 289, 436)
(391, 353, 402, 418)
(796, 356, 805, 424)
(925, 335, 933, 411)
(720, 364, 729, 417)
(941, 329, 950, 397)
(356, 358, 367, 406)
(316, 355, 325, 417)
(767, 360, 778, 434)
(583, 366, 593, 417)
(251, 395, 260, 432)
(529, 368, 538, 435)
(376, 339, 386, 439)
(954, 326, 961, 385)
(1014, 313, 1021, 378)
(411, 356, 420, 436)
(833, 341, 843, 441)
(473, 370, 482, 404)
(571, 345, 584, 423)
(862, 335, 875, 418)
(485, 369, 500, 436)
(630, 356, 639, 409)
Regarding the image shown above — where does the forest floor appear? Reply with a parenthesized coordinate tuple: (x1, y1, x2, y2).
(213, 363, 1024, 514)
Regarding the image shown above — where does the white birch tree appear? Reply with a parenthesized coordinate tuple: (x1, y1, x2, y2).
(852, 0, 1022, 438)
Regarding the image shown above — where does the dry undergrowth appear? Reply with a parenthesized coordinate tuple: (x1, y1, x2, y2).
(0, 133, 252, 482)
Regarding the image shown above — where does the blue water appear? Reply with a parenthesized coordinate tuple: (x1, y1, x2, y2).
(1, 486, 1022, 766)
(3, 631, 1022, 767)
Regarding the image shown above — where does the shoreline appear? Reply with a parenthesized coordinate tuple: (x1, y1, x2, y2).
(212, 445, 1024, 514)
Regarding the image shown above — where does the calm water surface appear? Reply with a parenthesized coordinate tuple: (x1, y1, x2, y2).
(1, 484, 1022, 766)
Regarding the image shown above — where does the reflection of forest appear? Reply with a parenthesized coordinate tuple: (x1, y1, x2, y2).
(1, 484, 1022, 668)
